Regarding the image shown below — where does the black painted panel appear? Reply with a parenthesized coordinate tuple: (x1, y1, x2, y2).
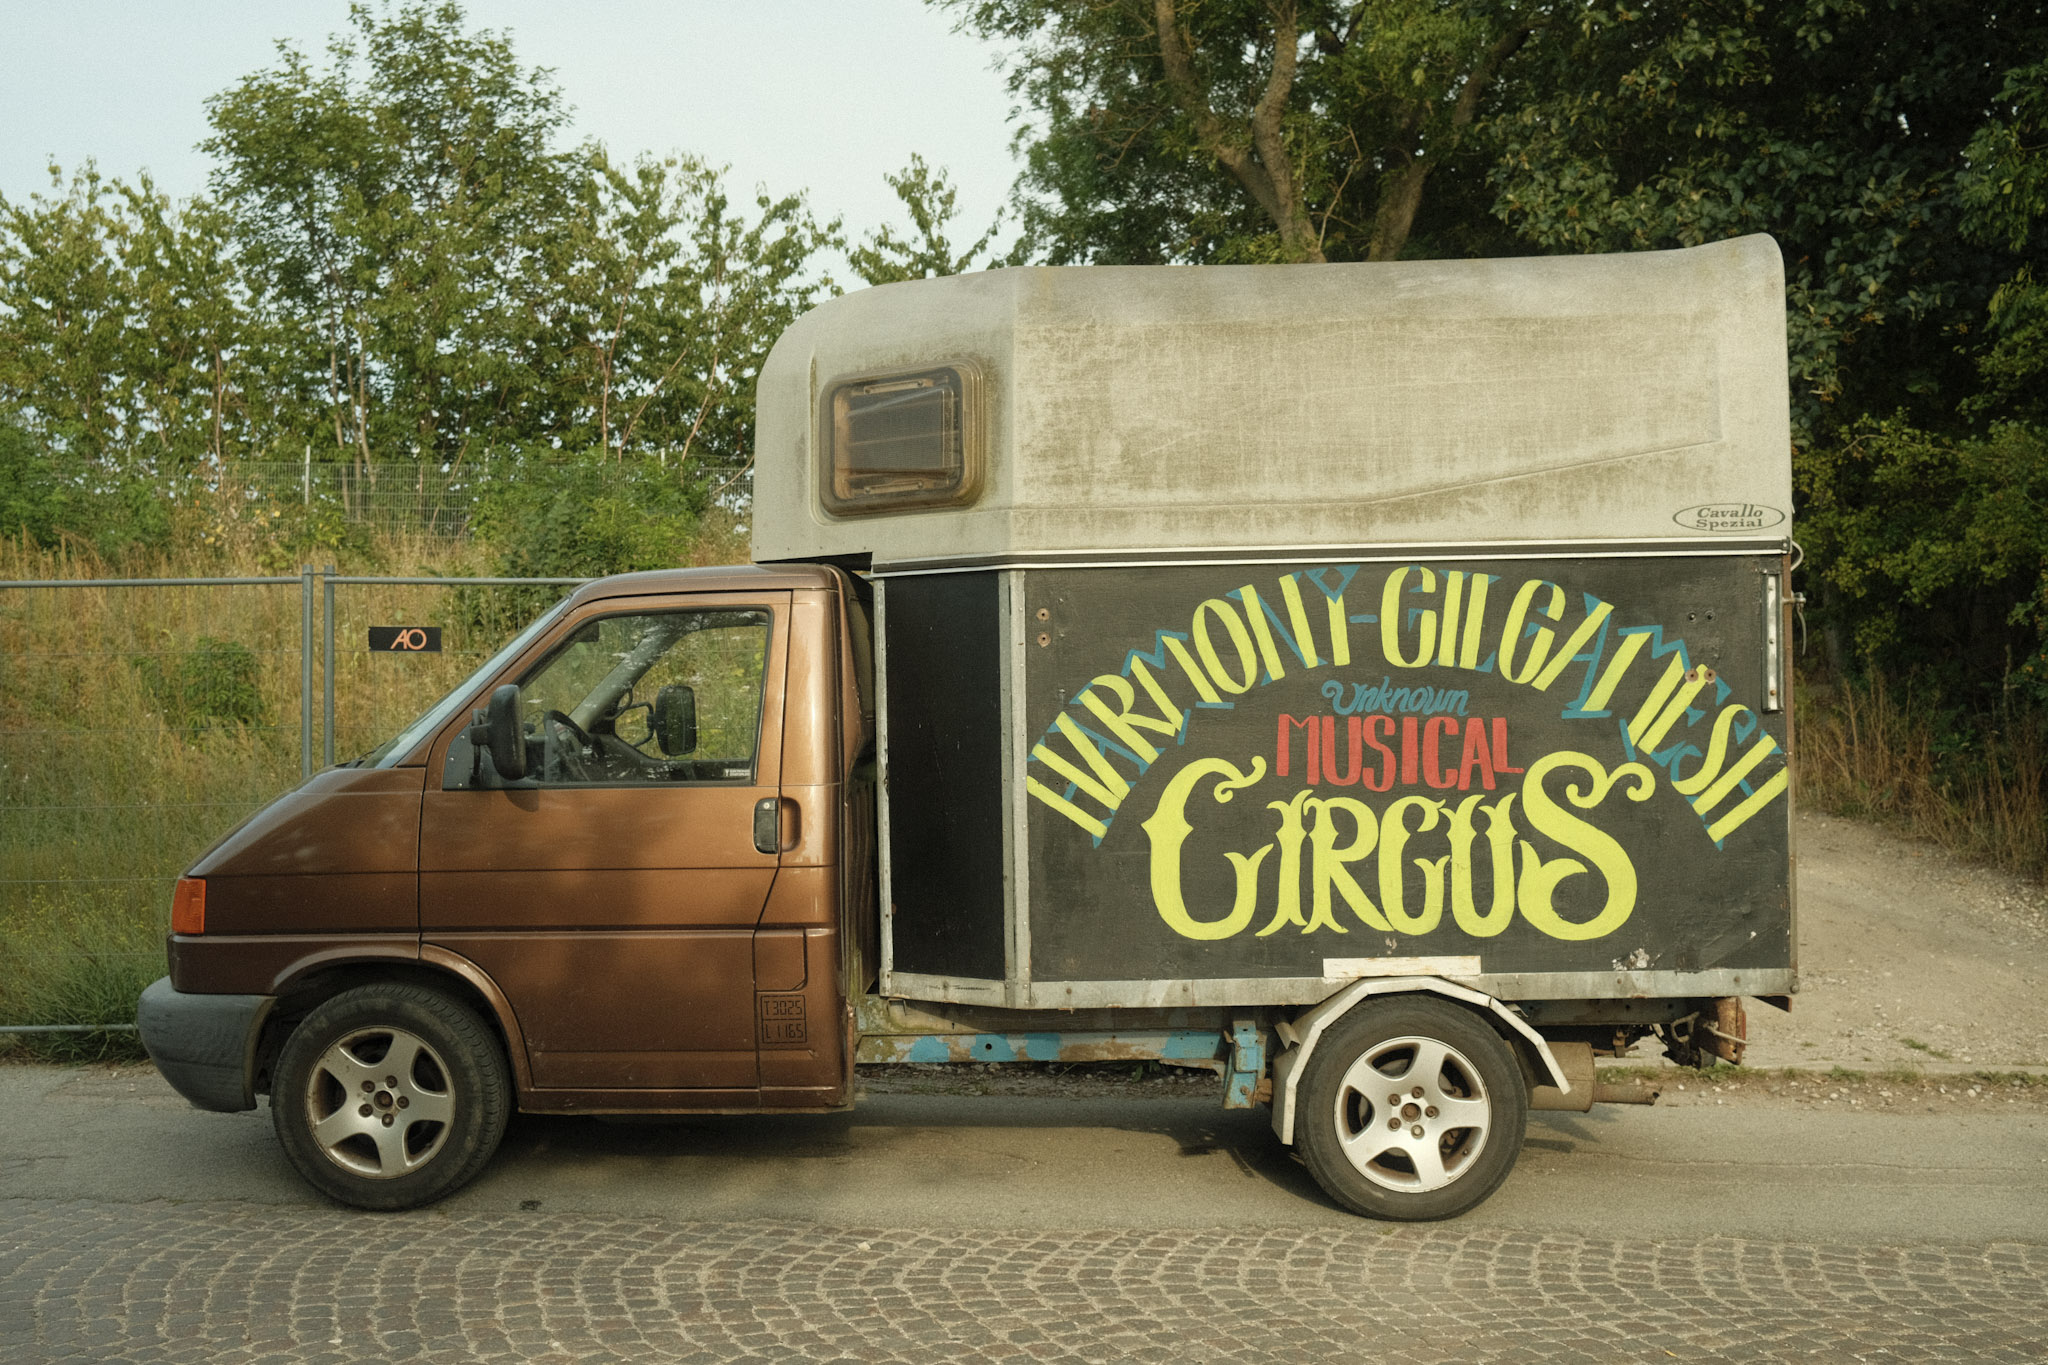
(1021, 556, 1793, 984)
(883, 573, 1007, 980)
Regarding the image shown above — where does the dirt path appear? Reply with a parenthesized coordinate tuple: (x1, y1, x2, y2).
(1744, 810, 2048, 1072)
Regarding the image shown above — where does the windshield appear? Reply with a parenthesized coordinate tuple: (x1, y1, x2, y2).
(360, 597, 573, 768)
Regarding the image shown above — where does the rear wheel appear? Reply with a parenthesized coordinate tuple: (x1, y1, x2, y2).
(271, 984, 510, 1210)
(1296, 996, 1527, 1221)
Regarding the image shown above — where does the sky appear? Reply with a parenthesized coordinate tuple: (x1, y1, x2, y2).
(0, 0, 1025, 258)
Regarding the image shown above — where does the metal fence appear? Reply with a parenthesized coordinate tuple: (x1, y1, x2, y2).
(0, 569, 587, 1036)
(215, 459, 754, 539)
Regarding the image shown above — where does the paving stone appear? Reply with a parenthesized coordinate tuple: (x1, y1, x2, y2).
(1, 1200, 2044, 1362)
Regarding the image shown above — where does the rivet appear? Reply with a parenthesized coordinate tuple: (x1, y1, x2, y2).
(1411, 1086, 1424, 1099)
(1411, 1125, 1425, 1139)
(1387, 1118, 1401, 1131)
(359, 1104, 372, 1117)
(1037, 633, 1051, 647)
(1425, 1106, 1438, 1118)
(382, 1114, 394, 1127)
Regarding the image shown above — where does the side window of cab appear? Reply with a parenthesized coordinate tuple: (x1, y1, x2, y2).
(446, 608, 771, 788)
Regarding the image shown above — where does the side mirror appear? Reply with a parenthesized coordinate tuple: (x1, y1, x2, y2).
(468, 683, 529, 781)
(653, 684, 698, 756)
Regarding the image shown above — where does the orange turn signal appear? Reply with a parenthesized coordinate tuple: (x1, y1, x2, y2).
(171, 878, 206, 936)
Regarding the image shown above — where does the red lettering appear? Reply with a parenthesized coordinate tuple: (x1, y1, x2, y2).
(1491, 717, 1522, 775)
(1457, 717, 1497, 790)
(1400, 716, 1420, 786)
(1423, 717, 1459, 788)
(1362, 715, 1396, 791)
(1277, 715, 1320, 782)
(1321, 715, 1364, 786)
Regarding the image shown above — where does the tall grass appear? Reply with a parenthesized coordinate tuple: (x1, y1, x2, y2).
(1798, 672, 2048, 883)
(0, 504, 750, 1058)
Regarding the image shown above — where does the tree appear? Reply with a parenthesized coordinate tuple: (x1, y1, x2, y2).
(1489, 1, 2047, 441)
(0, 165, 250, 471)
(1487, 3, 2048, 701)
(850, 155, 1015, 284)
(948, 0, 1552, 263)
(203, 0, 581, 474)
(538, 149, 841, 470)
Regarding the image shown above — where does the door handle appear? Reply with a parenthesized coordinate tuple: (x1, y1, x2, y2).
(754, 797, 798, 854)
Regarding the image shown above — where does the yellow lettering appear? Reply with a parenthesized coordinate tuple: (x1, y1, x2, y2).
(1670, 705, 1754, 796)
(1125, 657, 1190, 738)
(1160, 636, 1224, 705)
(1435, 571, 1466, 667)
(1378, 796, 1446, 934)
(1025, 776, 1109, 840)
(1705, 767, 1790, 843)
(1193, 599, 1260, 694)
(1458, 574, 1495, 670)
(1031, 713, 1130, 810)
(1255, 790, 1314, 936)
(1307, 796, 1385, 932)
(1327, 593, 1352, 667)
(1141, 758, 1270, 940)
(1499, 579, 1566, 684)
(1277, 574, 1324, 669)
(1515, 751, 1655, 941)
(1627, 660, 1714, 754)
(1380, 566, 1438, 669)
(1530, 599, 1616, 692)
(1447, 793, 1518, 938)
(1078, 675, 1172, 765)
(1236, 585, 1290, 682)
(1580, 629, 1649, 713)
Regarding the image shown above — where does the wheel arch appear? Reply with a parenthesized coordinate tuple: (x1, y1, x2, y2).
(255, 951, 529, 1098)
(1270, 977, 1569, 1146)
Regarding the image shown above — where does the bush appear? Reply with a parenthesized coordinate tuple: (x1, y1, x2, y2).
(135, 636, 267, 734)
(460, 448, 708, 628)
(0, 419, 174, 559)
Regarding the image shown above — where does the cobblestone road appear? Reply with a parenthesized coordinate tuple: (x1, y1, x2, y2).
(5, 1200, 2045, 1364)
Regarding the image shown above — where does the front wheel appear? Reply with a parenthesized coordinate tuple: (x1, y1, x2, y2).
(271, 984, 511, 1210)
(1296, 996, 1527, 1221)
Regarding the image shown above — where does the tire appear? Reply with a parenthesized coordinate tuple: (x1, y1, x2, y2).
(1296, 996, 1528, 1221)
(270, 983, 511, 1211)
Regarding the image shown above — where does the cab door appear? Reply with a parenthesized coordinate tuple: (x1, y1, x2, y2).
(420, 592, 788, 1099)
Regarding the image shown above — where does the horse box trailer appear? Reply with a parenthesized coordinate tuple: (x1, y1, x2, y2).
(140, 235, 1797, 1219)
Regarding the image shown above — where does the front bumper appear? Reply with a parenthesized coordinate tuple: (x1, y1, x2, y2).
(137, 976, 274, 1112)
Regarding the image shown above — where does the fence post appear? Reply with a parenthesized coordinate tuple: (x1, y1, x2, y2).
(300, 564, 314, 779)
(323, 564, 337, 768)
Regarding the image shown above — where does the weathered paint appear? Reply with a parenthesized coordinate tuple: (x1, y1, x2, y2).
(753, 238, 1790, 567)
(856, 1030, 1226, 1067)
(1223, 1019, 1265, 1110)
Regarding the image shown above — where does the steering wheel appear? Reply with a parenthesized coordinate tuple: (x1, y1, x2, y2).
(611, 687, 657, 753)
(541, 710, 596, 782)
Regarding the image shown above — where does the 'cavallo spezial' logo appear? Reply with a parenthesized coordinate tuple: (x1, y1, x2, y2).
(1674, 503, 1786, 532)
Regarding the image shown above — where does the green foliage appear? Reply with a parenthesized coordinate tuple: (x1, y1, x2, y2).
(1489, 1, 2044, 442)
(1797, 419, 2048, 699)
(1959, 59, 2048, 426)
(135, 637, 268, 734)
(1, 0, 838, 562)
(0, 418, 173, 557)
(850, 155, 1017, 284)
(460, 447, 707, 624)
(950, 0, 1545, 264)
(0, 890, 160, 1061)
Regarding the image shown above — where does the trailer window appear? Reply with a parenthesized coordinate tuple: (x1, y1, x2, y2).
(821, 363, 982, 514)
